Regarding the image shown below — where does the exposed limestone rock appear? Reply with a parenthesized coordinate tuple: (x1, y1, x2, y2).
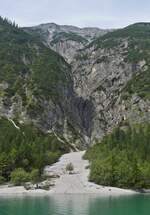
(71, 39, 150, 143)
(24, 23, 112, 63)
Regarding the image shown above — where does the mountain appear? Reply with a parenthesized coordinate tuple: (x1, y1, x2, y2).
(0, 17, 150, 186)
(0, 17, 95, 148)
(25, 22, 150, 143)
(24, 23, 112, 63)
(1, 18, 150, 147)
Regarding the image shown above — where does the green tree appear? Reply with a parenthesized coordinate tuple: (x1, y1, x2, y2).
(30, 169, 39, 183)
(10, 168, 30, 185)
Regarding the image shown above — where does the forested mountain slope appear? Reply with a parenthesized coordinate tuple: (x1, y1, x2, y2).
(0, 17, 94, 147)
(0, 17, 93, 183)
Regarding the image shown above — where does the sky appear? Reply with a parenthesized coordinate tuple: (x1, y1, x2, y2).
(0, 0, 150, 28)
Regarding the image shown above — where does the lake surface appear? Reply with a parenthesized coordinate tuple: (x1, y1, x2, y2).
(0, 194, 150, 215)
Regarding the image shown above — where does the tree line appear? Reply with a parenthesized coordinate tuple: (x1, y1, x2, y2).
(84, 122, 150, 189)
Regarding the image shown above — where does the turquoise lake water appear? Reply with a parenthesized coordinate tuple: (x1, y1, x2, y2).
(0, 194, 150, 215)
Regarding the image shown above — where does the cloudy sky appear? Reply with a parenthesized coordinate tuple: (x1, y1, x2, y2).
(0, 0, 150, 28)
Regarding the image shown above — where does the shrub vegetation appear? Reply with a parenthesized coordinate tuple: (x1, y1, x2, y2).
(0, 118, 69, 183)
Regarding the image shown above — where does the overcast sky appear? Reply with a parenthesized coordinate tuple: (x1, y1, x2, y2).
(0, 0, 150, 28)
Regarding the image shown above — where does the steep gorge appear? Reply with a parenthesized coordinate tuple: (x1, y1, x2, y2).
(26, 22, 150, 144)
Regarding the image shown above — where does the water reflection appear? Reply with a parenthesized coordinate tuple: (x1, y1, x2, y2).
(0, 194, 150, 215)
(50, 195, 93, 215)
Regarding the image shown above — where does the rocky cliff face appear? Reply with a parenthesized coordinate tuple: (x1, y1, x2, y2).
(72, 46, 149, 141)
(24, 23, 111, 63)
(71, 24, 150, 142)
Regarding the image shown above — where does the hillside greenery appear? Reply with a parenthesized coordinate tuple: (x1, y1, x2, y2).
(91, 22, 150, 62)
(84, 123, 150, 189)
(0, 117, 69, 184)
(0, 16, 70, 103)
(51, 31, 88, 45)
(0, 17, 72, 184)
(122, 69, 150, 100)
(92, 23, 150, 48)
